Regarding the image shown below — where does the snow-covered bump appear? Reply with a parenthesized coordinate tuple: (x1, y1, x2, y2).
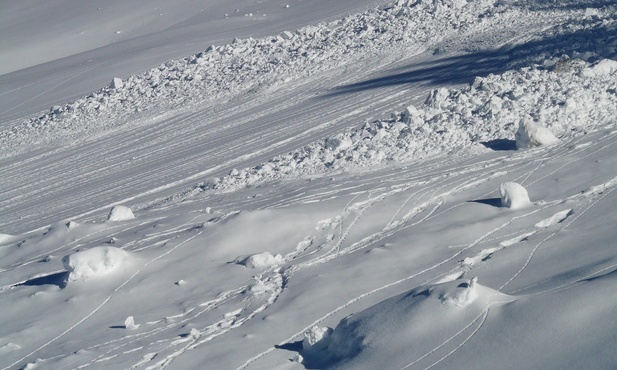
(107, 205, 135, 221)
(440, 277, 478, 307)
(62, 246, 135, 283)
(515, 119, 558, 149)
(234, 252, 282, 269)
(500, 182, 531, 210)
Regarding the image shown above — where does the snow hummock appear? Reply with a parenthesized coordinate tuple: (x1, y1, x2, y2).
(297, 278, 512, 369)
(234, 252, 282, 269)
(187, 59, 617, 194)
(500, 182, 531, 210)
(107, 205, 135, 222)
(515, 119, 559, 149)
(440, 276, 479, 307)
(62, 246, 135, 283)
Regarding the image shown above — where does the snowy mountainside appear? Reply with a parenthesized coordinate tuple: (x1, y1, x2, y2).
(1, 0, 617, 369)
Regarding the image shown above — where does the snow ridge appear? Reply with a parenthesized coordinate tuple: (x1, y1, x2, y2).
(1, 0, 505, 153)
(182, 59, 617, 195)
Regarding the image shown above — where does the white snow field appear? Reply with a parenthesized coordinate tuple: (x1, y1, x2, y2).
(1, 0, 617, 369)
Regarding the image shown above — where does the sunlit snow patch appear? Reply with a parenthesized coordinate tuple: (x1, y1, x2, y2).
(62, 246, 135, 283)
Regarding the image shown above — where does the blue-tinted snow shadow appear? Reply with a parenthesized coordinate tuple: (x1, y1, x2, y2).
(481, 139, 518, 151)
(469, 198, 503, 208)
(323, 16, 617, 97)
(16, 271, 68, 289)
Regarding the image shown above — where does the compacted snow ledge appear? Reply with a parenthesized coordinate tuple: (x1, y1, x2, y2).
(174, 59, 617, 196)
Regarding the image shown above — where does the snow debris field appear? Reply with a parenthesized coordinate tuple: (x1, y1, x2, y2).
(1, 0, 617, 369)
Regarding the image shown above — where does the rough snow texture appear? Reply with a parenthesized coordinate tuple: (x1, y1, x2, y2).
(5, 1, 616, 155)
(515, 119, 558, 149)
(176, 59, 617, 196)
(62, 246, 134, 283)
(500, 182, 531, 210)
(107, 205, 135, 221)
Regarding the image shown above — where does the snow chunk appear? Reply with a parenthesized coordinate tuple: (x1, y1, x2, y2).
(62, 246, 134, 283)
(303, 326, 333, 351)
(280, 30, 294, 40)
(107, 205, 135, 221)
(111, 77, 124, 89)
(234, 252, 282, 269)
(325, 137, 352, 151)
(515, 119, 558, 149)
(124, 316, 141, 330)
(581, 59, 617, 77)
(500, 182, 531, 210)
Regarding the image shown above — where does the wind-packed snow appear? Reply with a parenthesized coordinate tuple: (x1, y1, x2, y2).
(1, 0, 617, 369)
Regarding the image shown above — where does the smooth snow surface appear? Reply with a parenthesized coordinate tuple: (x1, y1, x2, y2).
(2, 0, 617, 369)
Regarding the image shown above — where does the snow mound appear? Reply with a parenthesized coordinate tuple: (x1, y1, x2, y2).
(500, 182, 531, 210)
(107, 205, 135, 222)
(440, 276, 479, 307)
(62, 246, 135, 283)
(234, 252, 282, 269)
(298, 278, 512, 369)
(515, 119, 558, 149)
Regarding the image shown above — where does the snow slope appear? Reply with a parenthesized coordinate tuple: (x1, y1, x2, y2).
(1, 0, 617, 369)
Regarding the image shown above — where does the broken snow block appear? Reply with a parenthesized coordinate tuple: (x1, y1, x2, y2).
(280, 31, 294, 40)
(515, 119, 558, 149)
(500, 182, 531, 209)
(107, 205, 135, 221)
(111, 77, 124, 89)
